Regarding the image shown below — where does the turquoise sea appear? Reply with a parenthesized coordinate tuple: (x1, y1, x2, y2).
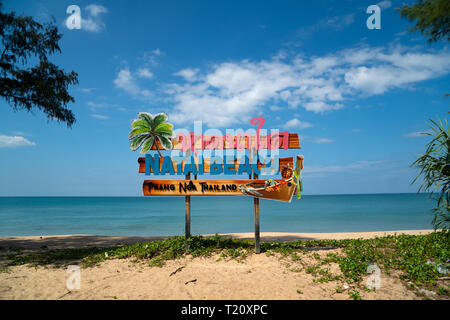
(0, 194, 436, 237)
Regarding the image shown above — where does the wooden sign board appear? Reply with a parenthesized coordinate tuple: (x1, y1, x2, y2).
(138, 156, 295, 174)
(148, 133, 300, 150)
(143, 179, 297, 202)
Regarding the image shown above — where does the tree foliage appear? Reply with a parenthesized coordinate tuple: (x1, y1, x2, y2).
(399, 0, 450, 43)
(412, 119, 450, 230)
(0, 1, 78, 127)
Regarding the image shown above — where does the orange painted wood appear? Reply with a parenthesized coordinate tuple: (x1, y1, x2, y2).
(138, 157, 295, 174)
(296, 155, 304, 170)
(143, 180, 255, 196)
(142, 178, 297, 202)
(148, 133, 300, 150)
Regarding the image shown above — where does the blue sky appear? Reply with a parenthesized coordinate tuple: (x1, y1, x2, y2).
(0, 0, 449, 196)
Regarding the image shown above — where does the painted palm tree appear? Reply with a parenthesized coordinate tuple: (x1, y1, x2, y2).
(128, 112, 175, 156)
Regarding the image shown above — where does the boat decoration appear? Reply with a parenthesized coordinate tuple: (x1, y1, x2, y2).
(238, 155, 303, 202)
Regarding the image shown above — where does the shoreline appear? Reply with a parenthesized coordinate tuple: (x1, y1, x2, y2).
(0, 230, 433, 250)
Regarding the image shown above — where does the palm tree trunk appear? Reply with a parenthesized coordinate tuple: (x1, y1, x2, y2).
(155, 142, 163, 157)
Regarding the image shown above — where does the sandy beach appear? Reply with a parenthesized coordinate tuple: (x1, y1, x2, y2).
(0, 230, 441, 300)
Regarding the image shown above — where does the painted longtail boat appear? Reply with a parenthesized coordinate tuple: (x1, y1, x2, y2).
(238, 155, 303, 202)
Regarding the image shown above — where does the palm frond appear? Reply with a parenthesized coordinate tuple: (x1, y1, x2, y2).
(128, 127, 151, 140)
(412, 117, 450, 230)
(157, 135, 173, 150)
(153, 113, 169, 126)
(131, 119, 150, 129)
(129, 134, 149, 151)
(154, 123, 174, 137)
(140, 136, 155, 154)
(138, 112, 154, 127)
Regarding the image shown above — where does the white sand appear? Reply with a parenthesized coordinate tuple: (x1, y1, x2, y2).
(0, 230, 437, 300)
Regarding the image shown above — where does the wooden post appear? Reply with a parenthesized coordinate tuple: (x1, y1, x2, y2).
(253, 172, 260, 254)
(185, 173, 191, 252)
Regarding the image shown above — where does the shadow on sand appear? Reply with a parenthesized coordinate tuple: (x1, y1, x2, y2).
(0, 233, 320, 252)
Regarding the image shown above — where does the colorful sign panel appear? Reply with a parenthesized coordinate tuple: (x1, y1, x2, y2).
(131, 114, 303, 202)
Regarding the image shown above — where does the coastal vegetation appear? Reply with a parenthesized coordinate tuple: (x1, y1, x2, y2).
(3, 232, 449, 299)
(399, 0, 450, 43)
(0, 1, 78, 127)
(401, 1, 449, 231)
(412, 119, 450, 230)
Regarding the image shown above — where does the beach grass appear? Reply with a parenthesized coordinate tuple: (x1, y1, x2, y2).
(3, 231, 449, 298)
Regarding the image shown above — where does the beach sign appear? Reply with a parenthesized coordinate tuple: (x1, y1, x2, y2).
(129, 112, 304, 252)
(138, 156, 302, 201)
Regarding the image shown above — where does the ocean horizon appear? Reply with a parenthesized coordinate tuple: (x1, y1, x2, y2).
(0, 193, 436, 237)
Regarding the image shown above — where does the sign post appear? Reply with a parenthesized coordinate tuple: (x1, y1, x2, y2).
(253, 172, 260, 253)
(185, 173, 191, 251)
(130, 113, 304, 254)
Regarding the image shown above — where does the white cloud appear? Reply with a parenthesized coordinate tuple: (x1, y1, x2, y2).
(114, 68, 152, 99)
(313, 138, 334, 144)
(114, 68, 135, 91)
(79, 88, 95, 93)
(152, 48, 163, 56)
(91, 114, 108, 120)
(396, 31, 407, 37)
(304, 102, 343, 113)
(85, 4, 107, 16)
(0, 135, 36, 148)
(163, 46, 450, 126)
(137, 68, 153, 79)
(166, 59, 336, 126)
(322, 13, 355, 29)
(404, 130, 432, 138)
(284, 118, 313, 129)
(87, 101, 103, 108)
(296, 13, 355, 39)
(377, 1, 392, 9)
(114, 45, 450, 127)
(142, 50, 163, 66)
(83, 5, 107, 32)
(174, 68, 199, 82)
(81, 18, 104, 32)
(343, 48, 450, 95)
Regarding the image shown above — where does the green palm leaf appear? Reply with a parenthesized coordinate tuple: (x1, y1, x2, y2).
(130, 134, 149, 151)
(128, 127, 150, 140)
(153, 113, 168, 126)
(140, 136, 155, 154)
(154, 123, 174, 137)
(131, 119, 150, 129)
(158, 135, 173, 150)
(138, 112, 154, 127)
(411, 117, 450, 231)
